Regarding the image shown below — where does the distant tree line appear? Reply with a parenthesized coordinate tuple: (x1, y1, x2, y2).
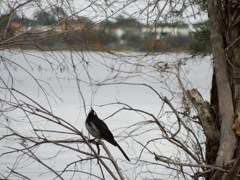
(0, 7, 208, 53)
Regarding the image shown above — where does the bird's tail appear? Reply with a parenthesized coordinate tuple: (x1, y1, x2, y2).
(116, 143, 130, 161)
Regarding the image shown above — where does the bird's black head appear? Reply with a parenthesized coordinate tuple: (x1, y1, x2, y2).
(88, 108, 97, 118)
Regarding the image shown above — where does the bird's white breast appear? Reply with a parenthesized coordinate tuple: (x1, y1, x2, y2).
(85, 122, 101, 138)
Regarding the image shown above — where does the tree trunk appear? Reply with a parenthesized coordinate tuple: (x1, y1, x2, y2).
(225, 0, 240, 178)
(207, 0, 240, 179)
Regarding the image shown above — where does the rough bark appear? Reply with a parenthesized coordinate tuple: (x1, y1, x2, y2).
(187, 89, 220, 165)
(225, 155, 240, 180)
(208, 0, 237, 169)
(187, 89, 220, 141)
(226, 0, 240, 114)
(225, 1, 240, 178)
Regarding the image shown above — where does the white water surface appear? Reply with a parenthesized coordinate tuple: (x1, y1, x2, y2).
(0, 50, 212, 179)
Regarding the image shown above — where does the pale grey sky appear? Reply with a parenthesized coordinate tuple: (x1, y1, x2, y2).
(1, 0, 208, 24)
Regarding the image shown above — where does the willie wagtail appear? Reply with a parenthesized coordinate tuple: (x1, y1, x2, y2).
(85, 108, 130, 161)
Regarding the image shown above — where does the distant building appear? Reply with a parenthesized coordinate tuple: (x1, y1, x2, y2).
(55, 23, 85, 32)
(110, 28, 124, 38)
(142, 25, 192, 38)
(92, 25, 100, 30)
(11, 23, 21, 29)
(11, 23, 27, 36)
(28, 25, 52, 32)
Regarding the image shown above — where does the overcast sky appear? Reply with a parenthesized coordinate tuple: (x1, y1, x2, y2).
(1, 0, 208, 24)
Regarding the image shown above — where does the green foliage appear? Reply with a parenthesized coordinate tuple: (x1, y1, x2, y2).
(10, 12, 32, 25)
(34, 11, 57, 25)
(100, 15, 142, 29)
(189, 21, 211, 56)
(51, 6, 67, 19)
(100, 20, 118, 29)
(77, 16, 94, 27)
(115, 15, 142, 28)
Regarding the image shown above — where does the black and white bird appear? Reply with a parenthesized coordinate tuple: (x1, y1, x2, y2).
(85, 108, 130, 161)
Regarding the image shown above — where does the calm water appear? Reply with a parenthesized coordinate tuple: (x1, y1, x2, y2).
(0, 50, 212, 179)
